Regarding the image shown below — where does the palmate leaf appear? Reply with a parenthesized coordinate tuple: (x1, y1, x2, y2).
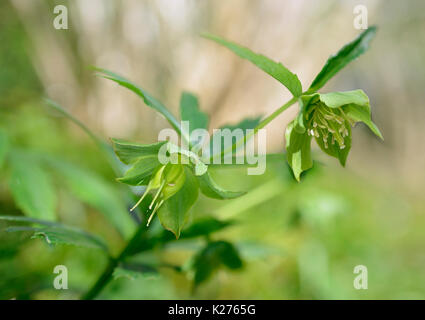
(158, 167, 199, 239)
(0, 216, 108, 251)
(93, 67, 181, 134)
(180, 92, 209, 146)
(309, 26, 377, 92)
(9, 157, 57, 221)
(203, 34, 302, 97)
(198, 171, 245, 200)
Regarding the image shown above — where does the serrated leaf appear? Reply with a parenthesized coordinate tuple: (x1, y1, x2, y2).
(0, 130, 8, 169)
(198, 171, 245, 200)
(180, 92, 209, 146)
(309, 26, 377, 92)
(47, 159, 136, 239)
(117, 155, 160, 185)
(203, 34, 302, 97)
(192, 240, 243, 287)
(158, 167, 199, 239)
(285, 121, 313, 181)
(9, 158, 57, 221)
(93, 67, 181, 134)
(111, 138, 166, 165)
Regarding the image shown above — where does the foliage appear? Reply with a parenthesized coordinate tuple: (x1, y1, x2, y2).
(0, 27, 382, 300)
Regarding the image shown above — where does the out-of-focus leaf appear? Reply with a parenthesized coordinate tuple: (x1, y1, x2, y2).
(198, 171, 245, 199)
(111, 138, 166, 165)
(47, 159, 136, 239)
(9, 157, 57, 221)
(285, 121, 313, 181)
(6, 226, 108, 251)
(0, 216, 108, 251)
(158, 167, 199, 239)
(113, 263, 158, 280)
(180, 92, 209, 146)
(203, 34, 302, 97)
(192, 240, 243, 287)
(309, 26, 377, 92)
(94, 67, 181, 134)
(117, 155, 160, 185)
(181, 217, 233, 239)
(0, 130, 8, 168)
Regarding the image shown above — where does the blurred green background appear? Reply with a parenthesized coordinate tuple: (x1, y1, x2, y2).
(1, 0, 425, 299)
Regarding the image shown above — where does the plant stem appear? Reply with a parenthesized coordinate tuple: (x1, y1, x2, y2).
(210, 96, 298, 162)
(82, 224, 147, 300)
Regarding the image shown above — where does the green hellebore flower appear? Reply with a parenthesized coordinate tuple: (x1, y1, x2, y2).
(286, 89, 383, 181)
(131, 163, 186, 226)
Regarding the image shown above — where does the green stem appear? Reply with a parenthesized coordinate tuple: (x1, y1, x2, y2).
(210, 96, 298, 162)
(82, 224, 147, 300)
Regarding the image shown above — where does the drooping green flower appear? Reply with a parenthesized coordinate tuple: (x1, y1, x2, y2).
(286, 90, 383, 181)
(111, 138, 244, 238)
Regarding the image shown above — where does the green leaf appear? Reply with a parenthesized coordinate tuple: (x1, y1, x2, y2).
(198, 171, 245, 199)
(181, 217, 233, 239)
(113, 264, 158, 280)
(319, 90, 383, 139)
(192, 240, 243, 287)
(117, 155, 160, 185)
(6, 226, 108, 251)
(0, 216, 108, 251)
(180, 92, 209, 146)
(93, 67, 181, 134)
(111, 138, 166, 165)
(309, 26, 377, 92)
(9, 158, 57, 221)
(203, 34, 302, 97)
(285, 121, 313, 181)
(47, 159, 136, 239)
(158, 167, 199, 239)
(0, 130, 8, 169)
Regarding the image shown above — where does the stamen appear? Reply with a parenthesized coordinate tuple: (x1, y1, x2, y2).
(147, 199, 164, 226)
(149, 180, 166, 210)
(131, 189, 149, 212)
